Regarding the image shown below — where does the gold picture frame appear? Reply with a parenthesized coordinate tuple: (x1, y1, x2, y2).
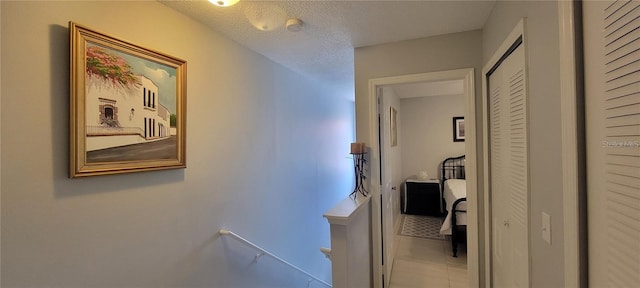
(69, 22, 186, 177)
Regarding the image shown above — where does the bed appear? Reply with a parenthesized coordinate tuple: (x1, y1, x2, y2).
(439, 155, 467, 257)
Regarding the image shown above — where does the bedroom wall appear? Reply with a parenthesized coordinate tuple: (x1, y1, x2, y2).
(482, 1, 564, 287)
(400, 94, 465, 181)
(1, 1, 354, 287)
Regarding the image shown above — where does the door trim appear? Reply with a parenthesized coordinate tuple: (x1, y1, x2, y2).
(368, 68, 477, 288)
(481, 18, 529, 288)
(558, 1, 586, 287)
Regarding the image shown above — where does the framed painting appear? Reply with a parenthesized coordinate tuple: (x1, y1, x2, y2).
(69, 22, 186, 177)
(390, 107, 398, 147)
(453, 116, 465, 142)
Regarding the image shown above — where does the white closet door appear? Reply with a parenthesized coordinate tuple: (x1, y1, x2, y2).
(585, 0, 640, 286)
(488, 41, 529, 288)
(489, 61, 511, 288)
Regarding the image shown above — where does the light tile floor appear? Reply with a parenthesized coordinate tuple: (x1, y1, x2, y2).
(388, 217, 467, 288)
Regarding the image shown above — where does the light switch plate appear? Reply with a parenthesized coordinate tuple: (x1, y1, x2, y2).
(542, 212, 551, 244)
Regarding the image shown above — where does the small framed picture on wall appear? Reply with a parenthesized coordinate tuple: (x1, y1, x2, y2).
(453, 117, 465, 142)
(390, 107, 398, 147)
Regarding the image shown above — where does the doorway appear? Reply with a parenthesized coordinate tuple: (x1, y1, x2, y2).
(368, 68, 478, 288)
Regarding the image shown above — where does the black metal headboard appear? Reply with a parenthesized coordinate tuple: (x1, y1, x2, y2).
(441, 155, 466, 183)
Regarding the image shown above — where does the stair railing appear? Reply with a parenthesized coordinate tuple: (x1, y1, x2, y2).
(218, 229, 331, 287)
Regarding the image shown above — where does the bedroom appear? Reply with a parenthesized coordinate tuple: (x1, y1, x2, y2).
(379, 77, 468, 287)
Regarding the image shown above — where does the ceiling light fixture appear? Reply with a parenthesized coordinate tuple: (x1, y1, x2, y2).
(243, 2, 286, 32)
(208, 0, 239, 7)
(285, 18, 303, 32)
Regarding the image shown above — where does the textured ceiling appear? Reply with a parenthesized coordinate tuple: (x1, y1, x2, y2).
(160, 0, 496, 94)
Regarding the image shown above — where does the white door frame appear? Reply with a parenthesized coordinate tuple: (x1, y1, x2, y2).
(482, 19, 530, 288)
(558, 1, 585, 287)
(368, 68, 478, 288)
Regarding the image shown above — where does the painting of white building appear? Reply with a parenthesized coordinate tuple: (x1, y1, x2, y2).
(83, 44, 177, 160)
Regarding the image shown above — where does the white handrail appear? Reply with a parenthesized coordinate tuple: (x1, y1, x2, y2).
(319, 247, 331, 260)
(218, 229, 332, 287)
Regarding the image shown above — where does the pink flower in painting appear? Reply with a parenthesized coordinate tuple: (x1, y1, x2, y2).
(86, 46, 140, 88)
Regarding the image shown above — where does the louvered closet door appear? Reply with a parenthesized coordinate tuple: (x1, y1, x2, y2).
(584, 0, 640, 286)
(488, 41, 529, 288)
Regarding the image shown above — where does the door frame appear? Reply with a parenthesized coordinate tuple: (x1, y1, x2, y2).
(481, 18, 530, 287)
(558, 1, 586, 287)
(368, 68, 477, 287)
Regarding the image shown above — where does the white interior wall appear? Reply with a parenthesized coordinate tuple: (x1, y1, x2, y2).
(400, 94, 465, 181)
(0, 1, 354, 287)
(355, 30, 483, 154)
(482, 1, 564, 287)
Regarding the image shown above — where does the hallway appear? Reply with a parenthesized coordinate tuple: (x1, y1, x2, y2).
(388, 217, 467, 288)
